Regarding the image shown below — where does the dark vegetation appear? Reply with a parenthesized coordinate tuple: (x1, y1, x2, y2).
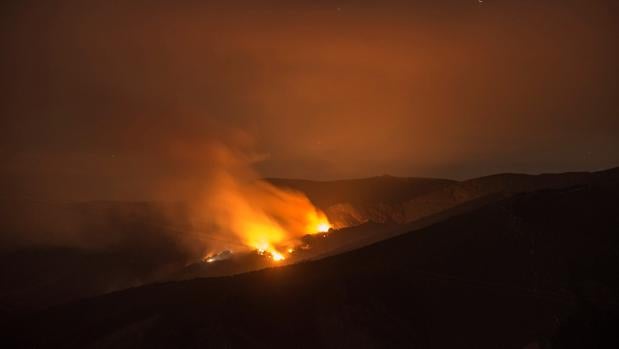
(3, 168, 618, 348)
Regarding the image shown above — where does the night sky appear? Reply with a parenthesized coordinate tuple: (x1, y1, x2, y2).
(1, 0, 618, 201)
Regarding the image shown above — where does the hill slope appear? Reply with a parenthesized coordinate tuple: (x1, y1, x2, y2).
(8, 172, 619, 348)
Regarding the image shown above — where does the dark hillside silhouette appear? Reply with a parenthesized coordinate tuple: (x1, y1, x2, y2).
(7, 169, 618, 348)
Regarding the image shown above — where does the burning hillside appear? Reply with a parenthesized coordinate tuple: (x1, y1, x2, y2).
(190, 143, 331, 264)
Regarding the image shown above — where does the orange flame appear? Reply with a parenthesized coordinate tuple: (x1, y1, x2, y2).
(193, 143, 331, 261)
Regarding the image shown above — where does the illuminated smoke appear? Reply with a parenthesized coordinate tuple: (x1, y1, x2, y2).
(191, 142, 330, 261)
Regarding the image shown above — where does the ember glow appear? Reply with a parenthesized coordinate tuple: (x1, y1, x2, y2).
(316, 222, 331, 233)
(202, 250, 233, 264)
(256, 245, 286, 262)
(270, 251, 285, 262)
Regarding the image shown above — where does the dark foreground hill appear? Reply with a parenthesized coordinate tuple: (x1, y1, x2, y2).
(7, 170, 618, 348)
(0, 169, 615, 317)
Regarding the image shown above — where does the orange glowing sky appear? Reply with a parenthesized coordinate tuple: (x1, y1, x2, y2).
(1, 0, 618, 200)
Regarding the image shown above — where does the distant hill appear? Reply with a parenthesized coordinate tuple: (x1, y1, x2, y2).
(268, 176, 455, 227)
(269, 170, 608, 227)
(267, 176, 456, 208)
(7, 169, 618, 348)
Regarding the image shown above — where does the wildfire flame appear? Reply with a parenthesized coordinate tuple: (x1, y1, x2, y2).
(194, 143, 332, 263)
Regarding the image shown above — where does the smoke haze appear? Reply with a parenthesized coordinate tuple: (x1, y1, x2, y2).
(1, 0, 617, 202)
